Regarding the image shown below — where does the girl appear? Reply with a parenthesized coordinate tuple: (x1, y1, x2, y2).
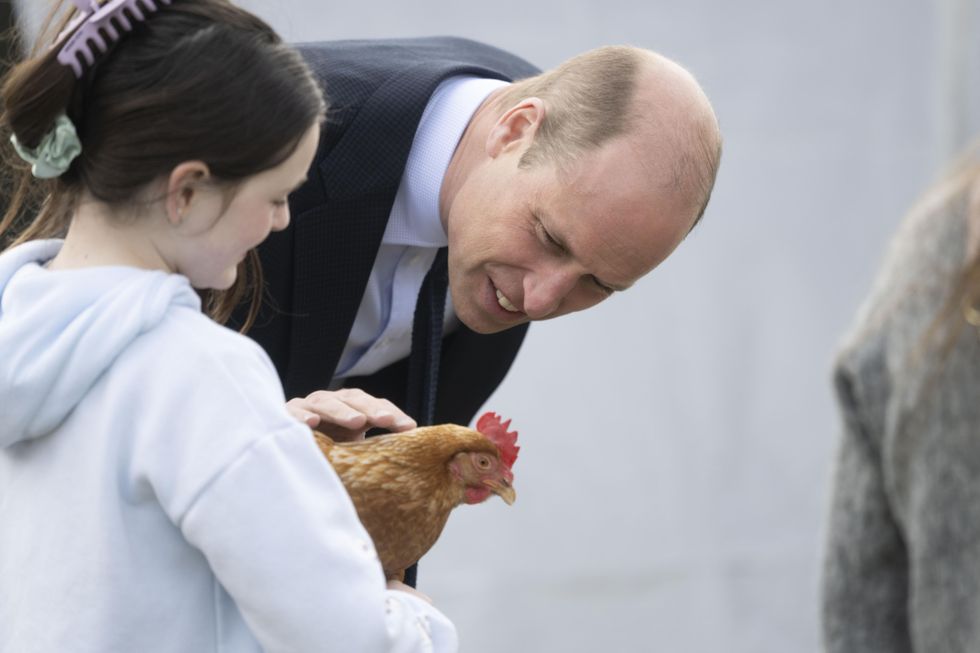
(0, 1, 457, 651)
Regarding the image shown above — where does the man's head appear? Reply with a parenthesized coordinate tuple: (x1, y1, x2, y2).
(440, 45, 722, 333)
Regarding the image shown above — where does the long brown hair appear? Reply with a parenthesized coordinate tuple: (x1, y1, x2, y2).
(920, 149, 980, 357)
(945, 210, 980, 344)
(0, 0, 326, 328)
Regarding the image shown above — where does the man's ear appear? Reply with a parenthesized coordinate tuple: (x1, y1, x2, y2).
(486, 97, 545, 158)
(165, 161, 212, 226)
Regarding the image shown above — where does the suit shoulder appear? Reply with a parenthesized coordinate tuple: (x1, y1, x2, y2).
(293, 36, 539, 85)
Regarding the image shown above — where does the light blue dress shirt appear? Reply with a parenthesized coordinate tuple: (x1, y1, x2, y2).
(333, 76, 509, 381)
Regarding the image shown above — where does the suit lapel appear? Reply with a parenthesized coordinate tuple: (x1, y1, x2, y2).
(284, 51, 535, 398)
(285, 65, 447, 398)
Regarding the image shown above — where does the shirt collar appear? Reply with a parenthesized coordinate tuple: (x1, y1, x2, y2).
(383, 76, 510, 247)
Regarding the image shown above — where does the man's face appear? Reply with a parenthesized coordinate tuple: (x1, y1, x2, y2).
(445, 132, 696, 334)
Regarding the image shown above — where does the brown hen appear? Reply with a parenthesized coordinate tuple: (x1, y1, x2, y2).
(313, 412, 519, 580)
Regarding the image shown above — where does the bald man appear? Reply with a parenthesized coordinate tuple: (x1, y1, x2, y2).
(246, 35, 721, 452)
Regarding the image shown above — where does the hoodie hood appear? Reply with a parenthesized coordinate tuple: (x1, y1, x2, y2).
(0, 240, 201, 446)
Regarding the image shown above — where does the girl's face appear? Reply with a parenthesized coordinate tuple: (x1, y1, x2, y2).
(171, 123, 320, 290)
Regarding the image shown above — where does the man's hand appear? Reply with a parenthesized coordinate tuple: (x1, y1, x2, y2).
(286, 388, 417, 441)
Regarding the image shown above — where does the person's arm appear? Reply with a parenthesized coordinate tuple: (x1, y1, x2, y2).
(824, 335, 980, 653)
(822, 362, 911, 653)
(178, 425, 458, 652)
(888, 351, 980, 651)
(136, 326, 458, 652)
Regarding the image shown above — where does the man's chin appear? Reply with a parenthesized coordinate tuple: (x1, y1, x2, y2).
(457, 306, 524, 335)
(468, 322, 513, 335)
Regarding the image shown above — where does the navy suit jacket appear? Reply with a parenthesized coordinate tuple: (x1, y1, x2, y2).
(243, 37, 539, 426)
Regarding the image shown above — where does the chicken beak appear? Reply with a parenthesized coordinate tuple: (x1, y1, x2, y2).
(485, 478, 516, 505)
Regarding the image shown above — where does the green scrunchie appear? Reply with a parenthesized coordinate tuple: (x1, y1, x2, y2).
(10, 113, 82, 179)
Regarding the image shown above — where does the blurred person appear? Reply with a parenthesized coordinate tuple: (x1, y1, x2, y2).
(823, 150, 980, 651)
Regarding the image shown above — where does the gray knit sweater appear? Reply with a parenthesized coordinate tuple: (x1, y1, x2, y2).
(823, 186, 980, 652)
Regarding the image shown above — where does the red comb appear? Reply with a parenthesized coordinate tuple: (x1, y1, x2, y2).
(476, 411, 519, 468)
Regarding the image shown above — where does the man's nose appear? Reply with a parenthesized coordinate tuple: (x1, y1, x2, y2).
(522, 266, 578, 319)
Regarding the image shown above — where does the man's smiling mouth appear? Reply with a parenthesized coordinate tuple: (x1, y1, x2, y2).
(495, 288, 521, 313)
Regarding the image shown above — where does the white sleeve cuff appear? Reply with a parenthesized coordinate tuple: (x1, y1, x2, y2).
(384, 591, 459, 653)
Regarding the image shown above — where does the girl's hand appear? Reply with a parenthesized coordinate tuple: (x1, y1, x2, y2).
(286, 388, 416, 441)
(386, 579, 433, 604)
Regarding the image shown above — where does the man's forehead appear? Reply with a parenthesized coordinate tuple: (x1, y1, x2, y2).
(544, 144, 694, 283)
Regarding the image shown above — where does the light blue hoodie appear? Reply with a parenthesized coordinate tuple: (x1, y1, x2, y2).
(0, 240, 457, 653)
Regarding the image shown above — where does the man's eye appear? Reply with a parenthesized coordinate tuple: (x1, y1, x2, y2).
(272, 199, 288, 207)
(592, 276, 613, 294)
(536, 219, 564, 252)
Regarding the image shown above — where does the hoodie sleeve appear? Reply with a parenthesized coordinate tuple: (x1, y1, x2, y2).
(126, 316, 458, 652)
(179, 425, 458, 653)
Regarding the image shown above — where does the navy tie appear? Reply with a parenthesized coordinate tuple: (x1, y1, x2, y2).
(405, 246, 449, 426)
(401, 246, 448, 588)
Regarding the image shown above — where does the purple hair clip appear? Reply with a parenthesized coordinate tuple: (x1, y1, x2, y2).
(56, 0, 172, 78)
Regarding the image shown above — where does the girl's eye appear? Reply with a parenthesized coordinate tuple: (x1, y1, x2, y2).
(272, 199, 288, 207)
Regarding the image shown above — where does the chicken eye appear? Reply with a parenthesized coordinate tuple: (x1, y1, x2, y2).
(475, 455, 492, 470)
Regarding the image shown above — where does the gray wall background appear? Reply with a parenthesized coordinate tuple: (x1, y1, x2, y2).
(17, 1, 980, 651)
